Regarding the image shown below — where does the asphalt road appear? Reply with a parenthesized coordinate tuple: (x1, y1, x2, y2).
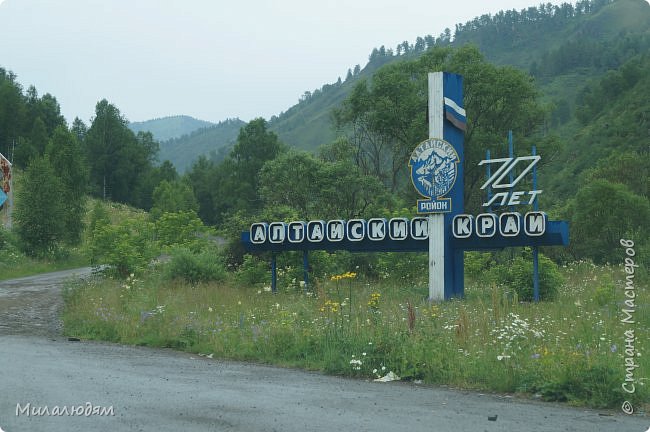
(0, 269, 647, 432)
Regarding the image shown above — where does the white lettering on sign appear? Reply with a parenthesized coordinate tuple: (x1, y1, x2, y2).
(251, 223, 268, 244)
(452, 212, 547, 238)
(479, 156, 540, 190)
(250, 218, 435, 244)
(327, 220, 345, 241)
(411, 217, 429, 240)
(452, 215, 473, 238)
(307, 221, 325, 242)
(389, 218, 409, 240)
(368, 218, 386, 241)
(288, 222, 306, 243)
(479, 155, 542, 208)
(269, 222, 286, 243)
(499, 212, 521, 237)
(476, 214, 497, 238)
(347, 219, 365, 241)
(483, 190, 543, 207)
(524, 212, 547, 236)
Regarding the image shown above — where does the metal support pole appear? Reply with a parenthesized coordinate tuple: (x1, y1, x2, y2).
(532, 145, 540, 302)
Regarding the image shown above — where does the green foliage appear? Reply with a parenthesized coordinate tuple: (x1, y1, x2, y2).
(63, 261, 648, 410)
(185, 118, 287, 226)
(164, 247, 226, 285)
(334, 45, 548, 211)
(259, 150, 390, 220)
(235, 254, 269, 286)
(537, 364, 622, 408)
(128, 115, 216, 143)
(84, 100, 159, 206)
(90, 217, 156, 278)
(155, 118, 244, 173)
(0, 226, 19, 252)
(15, 156, 66, 256)
(568, 180, 649, 265)
(150, 180, 198, 220)
(154, 210, 207, 252)
(486, 250, 564, 301)
(593, 274, 616, 307)
(46, 125, 88, 245)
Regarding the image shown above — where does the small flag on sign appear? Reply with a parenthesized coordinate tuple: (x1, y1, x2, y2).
(444, 97, 466, 131)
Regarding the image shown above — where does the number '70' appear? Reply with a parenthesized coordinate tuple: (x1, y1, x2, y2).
(478, 155, 541, 190)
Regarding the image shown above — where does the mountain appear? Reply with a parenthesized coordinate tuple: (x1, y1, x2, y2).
(260, 0, 648, 154)
(158, 118, 246, 173)
(128, 115, 215, 142)
(145, 0, 650, 175)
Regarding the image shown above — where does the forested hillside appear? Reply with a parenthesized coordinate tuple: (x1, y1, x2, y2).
(128, 115, 215, 142)
(165, 0, 648, 172)
(0, 0, 646, 267)
(159, 118, 245, 173)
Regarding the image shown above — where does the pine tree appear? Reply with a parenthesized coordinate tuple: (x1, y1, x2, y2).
(15, 156, 66, 256)
(46, 126, 88, 245)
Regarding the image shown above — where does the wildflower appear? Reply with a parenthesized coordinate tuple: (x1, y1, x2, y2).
(349, 358, 363, 371)
(368, 292, 381, 310)
(610, 344, 617, 353)
(208, 307, 213, 312)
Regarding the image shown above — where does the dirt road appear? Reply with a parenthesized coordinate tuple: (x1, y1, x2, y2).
(0, 270, 647, 432)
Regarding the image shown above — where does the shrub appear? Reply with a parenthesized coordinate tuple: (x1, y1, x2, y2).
(235, 254, 270, 286)
(165, 248, 226, 284)
(90, 218, 156, 278)
(488, 249, 563, 301)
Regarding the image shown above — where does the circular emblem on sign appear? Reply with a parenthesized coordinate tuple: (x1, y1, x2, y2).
(409, 138, 459, 199)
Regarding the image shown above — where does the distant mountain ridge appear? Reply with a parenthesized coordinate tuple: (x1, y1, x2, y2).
(138, 0, 650, 174)
(158, 118, 246, 173)
(129, 115, 215, 142)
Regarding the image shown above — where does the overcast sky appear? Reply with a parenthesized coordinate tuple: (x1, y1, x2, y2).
(0, 0, 570, 125)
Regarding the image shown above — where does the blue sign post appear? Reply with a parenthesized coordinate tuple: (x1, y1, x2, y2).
(241, 72, 569, 301)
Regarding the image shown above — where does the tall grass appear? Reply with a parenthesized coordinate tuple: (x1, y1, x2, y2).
(62, 260, 648, 410)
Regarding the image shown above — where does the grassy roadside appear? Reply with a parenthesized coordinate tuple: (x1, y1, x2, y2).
(62, 260, 648, 411)
(0, 248, 90, 281)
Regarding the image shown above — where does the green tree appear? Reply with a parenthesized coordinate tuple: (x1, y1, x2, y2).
(260, 150, 389, 220)
(186, 156, 220, 225)
(569, 179, 649, 264)
(70, 117, 87, 144)
(15, 156, 66, 256)
(207, 118, 286, 222)
(334, 45, 547, 212)
(46, 126, 88, 245)
(84, 100, 158, 205)
(150, 179, 199, 219)
(0, 68, 27, 158)
(14, 117, 48, 168)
